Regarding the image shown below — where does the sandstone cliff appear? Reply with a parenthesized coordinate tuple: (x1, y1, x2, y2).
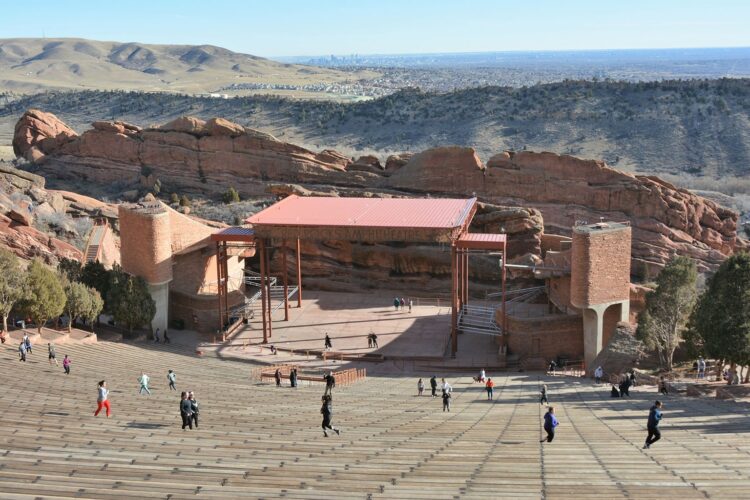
(14, 110, 745, 275)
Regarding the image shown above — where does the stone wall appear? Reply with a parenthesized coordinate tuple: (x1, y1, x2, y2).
(504, 313, 584, 363)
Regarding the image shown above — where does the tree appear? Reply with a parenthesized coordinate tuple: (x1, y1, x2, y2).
(64, 280, 92, 332)
(19, 259, 66, 333)
(0, 249, 25, 332)
(58, 258, 82, 283)
(636, 256, 698, 370)
(222, 186, 240, 204)
(83, 287, 104, 332)
(81, 261, 110, 309)
(108, 273, 156, 333)
(688, 253, 750, 379)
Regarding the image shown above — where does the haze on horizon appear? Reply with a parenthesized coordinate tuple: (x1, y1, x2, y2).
(1, 0, 749, 58)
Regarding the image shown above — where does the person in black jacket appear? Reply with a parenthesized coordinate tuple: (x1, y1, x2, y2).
(274, 369, 282, 387)
(180, 391, 193, 430)
(290, 368, 298, 388)
(643, 401, 663, 449)
(188, 391, 199, 429)
(430, 375, 438, 398)
(320, 395, 340, 437)
(324, 371, 336, 395)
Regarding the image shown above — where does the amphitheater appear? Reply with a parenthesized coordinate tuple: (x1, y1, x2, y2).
(1, 336, 749, 500)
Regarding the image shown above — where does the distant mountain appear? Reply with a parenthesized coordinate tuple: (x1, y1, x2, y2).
(0, 38, 373, 94)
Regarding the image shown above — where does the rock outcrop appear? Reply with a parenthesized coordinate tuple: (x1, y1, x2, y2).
(15, 111, 746, 275)
(13, 109, 77, 161)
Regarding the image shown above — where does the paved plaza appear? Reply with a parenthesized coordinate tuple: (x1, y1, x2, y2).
(1, 339, 749, 498)
(233, 291, 454, 359)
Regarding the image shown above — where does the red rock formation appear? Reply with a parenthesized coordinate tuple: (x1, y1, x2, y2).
(14, 112, 745, 275)
(13, 109, 77, 160)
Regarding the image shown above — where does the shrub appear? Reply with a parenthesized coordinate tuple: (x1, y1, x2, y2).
(179, 195, 191, 207)
(222, 187, 240, 204)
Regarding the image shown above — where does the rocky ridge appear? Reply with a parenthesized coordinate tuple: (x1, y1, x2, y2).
(13, 110, 746, 277)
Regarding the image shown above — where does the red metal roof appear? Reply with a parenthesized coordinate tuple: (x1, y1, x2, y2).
(247, 196, 477, 230)
(457, 233, 507, 250)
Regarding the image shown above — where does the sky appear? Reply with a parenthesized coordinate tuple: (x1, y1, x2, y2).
(1, 0, 749, 58)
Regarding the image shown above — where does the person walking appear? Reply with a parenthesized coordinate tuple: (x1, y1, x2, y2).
(23, 333, 32, 354)
(320, 394, 341, 437)
(430, 375, 438, 398)
(540, 384, 549, 405)
(367, 333, 373, 348)
(485, 378, 495, 400)
(371, 333, 378, 348)
(63, 354, 71, 375)
(594, 366, 603, 384)
(540, 407, 558, 443)
(643, 400, 663, 449)
(417, 378, 424, 396)
(399, 298, 405, 312)
(658, 376, 669, 395)
(154, 328, 160, 343)
(408, 299, 413, 313)
(94, 380, 111, 418)
(18, 341, 27, 362)
(324, 371, 336, 396)
(619, 376, 631, 397)
(393, 297, 400, 311)
(167, 370, 177, 391)
(180, 392, 194, 430)
(138, 372, 152, 395)
(442, 389, 452, 412)
(629, 370, 637, 387)
(163, 329, 170, 344)
(441, 378, 452, 397)
(290, 368, 298, 388)
(274, 368, 282, 387)
(697, 357, 706, 379)
(547, 360, 556, 375)
(47, 343, 58, 366)
(324, 334, 332, 351)
(188, 391, 199, 429)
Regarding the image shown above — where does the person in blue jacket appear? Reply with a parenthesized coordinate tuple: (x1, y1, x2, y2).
(540, 406, 559, 443)
(643, 400, 663, 449)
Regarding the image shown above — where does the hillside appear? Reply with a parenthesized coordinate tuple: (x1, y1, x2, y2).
(0, 38, 375, 96)
(2, 79, 749, 184)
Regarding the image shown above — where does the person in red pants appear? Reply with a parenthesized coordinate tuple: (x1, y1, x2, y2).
(94, 380, 111, 418)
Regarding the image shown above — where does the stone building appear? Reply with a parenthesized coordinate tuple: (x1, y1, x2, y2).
(119, 200, 246, 335)
(499, 221, 632, 371)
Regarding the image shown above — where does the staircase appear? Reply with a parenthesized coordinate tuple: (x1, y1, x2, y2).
(457, 304, 502, 337)
(83, 223, 107, 263)
(227, 270, 298, 320)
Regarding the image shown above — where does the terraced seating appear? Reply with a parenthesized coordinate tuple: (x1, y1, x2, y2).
(1, 339, 749, 498)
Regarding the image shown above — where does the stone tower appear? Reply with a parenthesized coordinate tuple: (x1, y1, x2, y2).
(570, 222, 631, 369)
(119, 201, 173, 333)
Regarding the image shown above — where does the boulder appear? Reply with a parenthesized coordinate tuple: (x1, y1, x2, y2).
(8, 201, 33, 226)
(205, 117, 245, 137)
(385, 153, 413, 172)
(589, 323, 647, 378)
(13, 109, 77, 157)
(159, 116, 207, 136)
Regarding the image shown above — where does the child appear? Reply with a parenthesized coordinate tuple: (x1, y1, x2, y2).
(486, 378, 495, 400)
(417, 378, 424, 396)
(167, 370, 177, 391)
(540, 384, 549, 405)
(63, 355, 71, 374)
